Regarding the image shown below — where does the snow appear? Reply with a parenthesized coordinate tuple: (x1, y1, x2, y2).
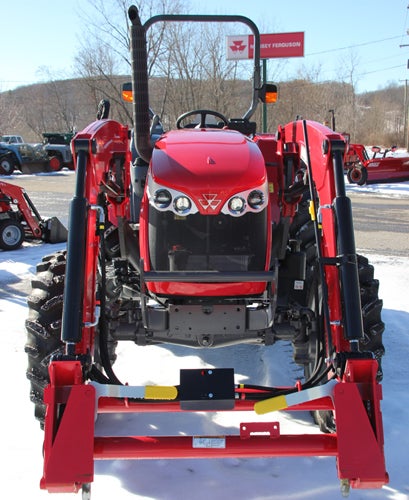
(1, 182, 409, 499)
(346, 180, 409, 199)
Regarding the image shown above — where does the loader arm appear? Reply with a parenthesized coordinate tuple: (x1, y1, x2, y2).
(0, 180, 67, 245)
(62, 119, 131, 355)
(280, 120, 363, 354)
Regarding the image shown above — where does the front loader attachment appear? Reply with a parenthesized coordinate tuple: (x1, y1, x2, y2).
(41, 216, 68, 243)
(34, 115, 388, 498)
(35, 118, 389, 496)
(40, 359, 388, 496)
(0, 180, 67, 248)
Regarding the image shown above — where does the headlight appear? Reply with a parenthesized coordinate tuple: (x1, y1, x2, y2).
(228, 196, 245, 214)
(247, 190, 264, 209)
(221, 182, 268, 216)
(174, 196, 192, 214)
(154, 189, 172, 208)
(148, 176, 199, 215)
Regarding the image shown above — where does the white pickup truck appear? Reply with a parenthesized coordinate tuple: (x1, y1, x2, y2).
(0, 135, 24, 144)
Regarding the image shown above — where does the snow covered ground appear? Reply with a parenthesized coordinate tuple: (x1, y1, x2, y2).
(1, 181, 409, 499)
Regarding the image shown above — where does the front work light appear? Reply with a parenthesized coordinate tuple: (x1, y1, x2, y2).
(247, 190, 264, 209)
(228, 196, 245, 214)
(154, 189, 172, 209)
(174, 196, 192, 214)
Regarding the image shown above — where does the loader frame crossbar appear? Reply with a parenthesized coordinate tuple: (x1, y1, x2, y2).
(41, 359, 388, 494)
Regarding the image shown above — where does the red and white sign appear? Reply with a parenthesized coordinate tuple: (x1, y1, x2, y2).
(226, 32, 304, 60)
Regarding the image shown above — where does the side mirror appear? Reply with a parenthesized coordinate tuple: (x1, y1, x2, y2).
(122, 82, 133, 102)
(259, 83, 278, 104)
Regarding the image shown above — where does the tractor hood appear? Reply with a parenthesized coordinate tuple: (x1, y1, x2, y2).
(149, 129, 267, 215)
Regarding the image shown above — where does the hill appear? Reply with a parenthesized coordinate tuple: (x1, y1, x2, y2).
(0, 76, 405, 147)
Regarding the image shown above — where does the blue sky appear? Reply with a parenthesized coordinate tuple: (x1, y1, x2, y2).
(2, 0, 409, 93)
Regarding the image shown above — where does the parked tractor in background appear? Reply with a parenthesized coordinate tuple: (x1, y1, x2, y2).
(42, 132, 75, 170)
(0, 135, 61, 175)
(0, 180, 67, 250)
(344, 139, 409, 185)
(25, 6, 388, 497)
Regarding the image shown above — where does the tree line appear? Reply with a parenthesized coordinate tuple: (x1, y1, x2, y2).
(0, 0, 405, 148)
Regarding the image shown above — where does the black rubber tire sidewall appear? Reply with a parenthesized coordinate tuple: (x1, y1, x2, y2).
(25, 251, 67, 425)
(0, 154, 16, 175)
(347, 166, 368, 185)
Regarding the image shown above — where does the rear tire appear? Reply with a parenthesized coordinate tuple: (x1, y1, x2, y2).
(0, 219, 25, 250)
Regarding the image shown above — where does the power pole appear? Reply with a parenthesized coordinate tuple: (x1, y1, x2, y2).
(399, 22, 409, 149)
(262, 60, 267, 133)
(405, 80, 408, 150)
(328, 109, 336, 131)
(400, 79, 408, 149)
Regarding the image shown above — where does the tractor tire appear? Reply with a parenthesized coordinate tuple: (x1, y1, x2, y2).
(0, 219, 25, 250)
(347, 166, 368, 185)
(47, 155, 63, 172)
(25, 250, 119, 427)
(25, 251, 67, 425)
(0, 153, 17, 175)
(290, 198, 385, 432)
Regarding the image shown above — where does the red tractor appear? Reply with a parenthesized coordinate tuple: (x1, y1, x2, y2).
(25, 6, 387, 498)
(344, 141, 409, 185)
(0, 180, 67, 250)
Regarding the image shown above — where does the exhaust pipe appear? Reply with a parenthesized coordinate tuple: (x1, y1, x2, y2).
(128, 5, 153, 164)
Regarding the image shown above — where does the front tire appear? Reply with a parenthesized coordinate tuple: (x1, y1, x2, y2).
(0, 154, 17, 175)
(25, 251, 66, 425)
(347, 166, 368, 185)
(25, 250, 119, 427)
(290, 198, 385, 431)
(47, 155, 63, 172)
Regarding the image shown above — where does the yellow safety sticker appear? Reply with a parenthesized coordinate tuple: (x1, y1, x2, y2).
(254, 394, 288, 415)
(144, 385, 178, 400)
(254, 380, 337, 416)
(308, 200, 316, 221)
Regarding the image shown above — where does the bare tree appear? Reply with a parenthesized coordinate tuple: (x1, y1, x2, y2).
(74, 0, 184, 124)
(74, 1, 258, 128)
(0, 93, 23, 136)
(1, 1, 406, 147)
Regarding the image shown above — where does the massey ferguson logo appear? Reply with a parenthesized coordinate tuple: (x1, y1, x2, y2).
(226, 35, 249, 60)
(230, 40, 246, 52)
(198, 194, 221, 210)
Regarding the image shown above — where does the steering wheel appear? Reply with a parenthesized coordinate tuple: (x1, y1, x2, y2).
(176, 109, 229, 129)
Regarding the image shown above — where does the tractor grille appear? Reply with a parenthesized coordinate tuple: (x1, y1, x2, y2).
(148, 208, 267, 272)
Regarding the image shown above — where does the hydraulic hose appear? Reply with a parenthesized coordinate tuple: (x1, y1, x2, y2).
(302, 120, 334, 356)
(97, 207, 122, 385)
